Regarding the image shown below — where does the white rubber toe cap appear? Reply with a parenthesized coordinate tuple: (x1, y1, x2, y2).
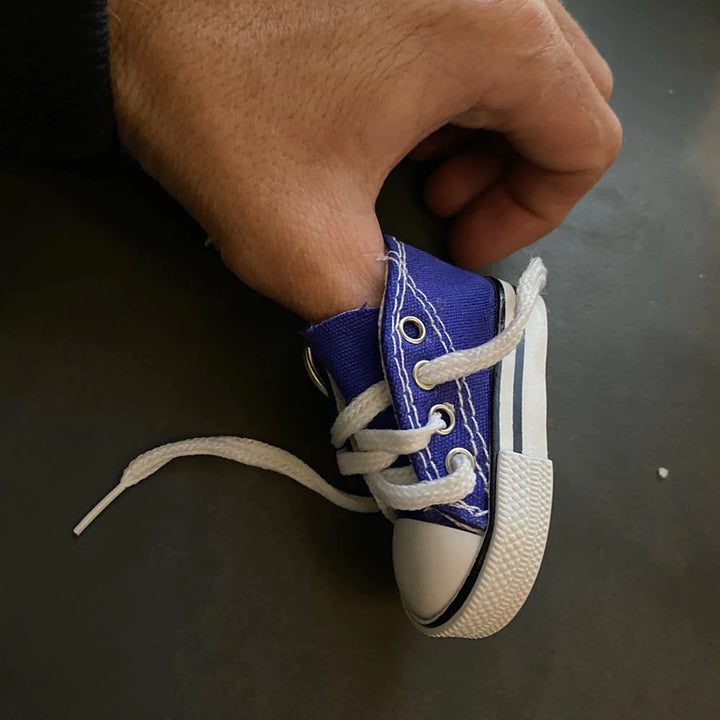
(393, 518, 482, 621)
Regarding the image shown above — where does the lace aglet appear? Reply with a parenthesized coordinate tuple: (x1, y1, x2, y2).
(73, 483, 129, 536)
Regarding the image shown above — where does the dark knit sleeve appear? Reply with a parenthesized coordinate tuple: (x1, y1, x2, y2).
(0, 1, 116, 161)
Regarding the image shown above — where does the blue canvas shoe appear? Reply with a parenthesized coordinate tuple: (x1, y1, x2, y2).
(74, 236, 553, 639)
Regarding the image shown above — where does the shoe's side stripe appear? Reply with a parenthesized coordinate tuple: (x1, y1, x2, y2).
(512, 335, 526, 454)
(496, 280, 518, 454)
(519, 298, 549, 459)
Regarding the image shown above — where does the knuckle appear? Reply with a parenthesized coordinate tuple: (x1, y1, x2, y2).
(601, 112, 623, 168)
(596, 58, 615, 100)
(428, 0, 547, 39)
(503, 8, 570, 78)
(576, 110, 623, 175)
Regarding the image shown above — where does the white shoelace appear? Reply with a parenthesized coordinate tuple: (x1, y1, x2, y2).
(73, 258, 546, 536)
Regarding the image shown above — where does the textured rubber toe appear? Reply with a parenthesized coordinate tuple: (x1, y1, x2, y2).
(427, 451, 553, 638)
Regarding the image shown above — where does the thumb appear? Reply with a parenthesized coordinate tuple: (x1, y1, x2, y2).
(211, 178, 386, 323)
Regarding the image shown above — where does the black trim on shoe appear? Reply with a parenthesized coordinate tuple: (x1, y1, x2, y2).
(512, 334, 526, 454)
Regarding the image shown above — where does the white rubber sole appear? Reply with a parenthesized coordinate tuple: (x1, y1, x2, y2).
(409, 281, 554, 638)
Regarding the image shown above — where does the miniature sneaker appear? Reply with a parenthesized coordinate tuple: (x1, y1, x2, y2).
(74, 235, 553, 639)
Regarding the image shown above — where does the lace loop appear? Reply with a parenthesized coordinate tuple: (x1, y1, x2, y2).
(366, 453, 476, 511)
(354, 413, 444, 453)
(330, 381, 391, 447)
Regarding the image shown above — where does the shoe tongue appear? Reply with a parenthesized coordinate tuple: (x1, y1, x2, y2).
(303, 305, 384, 405)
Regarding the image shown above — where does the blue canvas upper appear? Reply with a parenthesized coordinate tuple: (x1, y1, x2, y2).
(304, 236, 499, 532)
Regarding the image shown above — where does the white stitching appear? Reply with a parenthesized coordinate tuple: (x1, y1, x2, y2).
(403, 270, 491, 483)
(436, 510, 485, 533)
(404, 274, 490, 519)
(407, 275, 488, 462)
(392, 246, 461, 480)
(453, 499, 489, 518)
(385, 241, 491, 519)
(396, 247, 489, 491)
(387, 248, 438, 476)
(387, 241, 433, 477)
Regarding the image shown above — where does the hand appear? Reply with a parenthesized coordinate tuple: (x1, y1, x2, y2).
(108, 0, 620, 321)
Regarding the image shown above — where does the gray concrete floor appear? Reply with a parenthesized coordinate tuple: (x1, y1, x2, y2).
(1, 0, 719, 718)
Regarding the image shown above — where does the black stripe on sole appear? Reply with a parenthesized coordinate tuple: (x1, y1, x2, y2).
(512, 334, 526, 454)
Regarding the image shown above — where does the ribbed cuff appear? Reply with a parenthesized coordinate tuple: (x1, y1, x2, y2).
(0, 1, 116, 161)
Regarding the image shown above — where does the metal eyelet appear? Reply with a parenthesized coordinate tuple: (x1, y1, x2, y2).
(445, 448, 476, 474)
(412, 360, 435, 390)
(399, 316, 426, 344)
(429, 403, 455, 435)
(303, 346, 329, 397)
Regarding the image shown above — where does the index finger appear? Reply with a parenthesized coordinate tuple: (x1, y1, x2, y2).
(449, 6, 622, 268)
